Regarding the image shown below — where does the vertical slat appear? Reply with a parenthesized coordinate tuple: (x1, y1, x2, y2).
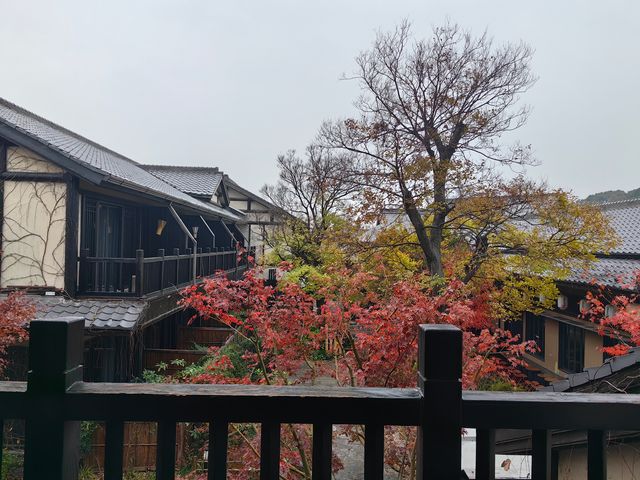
(208, 421, 228, 480)
(134, 249, 144, 295)
(156, 420, 176, 480)
(532, 429, 551, 480)
(476, 429, 495, 480)
(417, 324, 462, 480)
(364, 424, 384, 480)
(0, 418, 4, 473)
(174, 248, 180, 285)
(104, 420, 124, 480)
(588, 430, 606, 480)
(260, 422, 280, 480)
(312, 423, 332, 480)
(158, 249, 165, 294)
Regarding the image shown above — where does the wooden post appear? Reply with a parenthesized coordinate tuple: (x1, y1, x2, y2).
(135, 249, 144, 295)
(260, 422, 281, 480)
(158, 249, 165, 294)
(24, 317, 85, 480)
(174, 248, 180, 285)
(417, 324, 462, 480)
(532, 430, 551, 480)
(476, 429, 495, 480)
(208, 421, 228, 480)
(587, 430, 606, 480)
(205, 247, 212, 276)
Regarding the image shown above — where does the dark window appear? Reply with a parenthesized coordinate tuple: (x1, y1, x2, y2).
(603, 335, 618, 360)
(525, 312, 545, 359)
(559, 323, 585, 373)
(505, 319, 523, 340)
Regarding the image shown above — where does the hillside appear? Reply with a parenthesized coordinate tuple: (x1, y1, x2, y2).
(584, 188, 640, 203)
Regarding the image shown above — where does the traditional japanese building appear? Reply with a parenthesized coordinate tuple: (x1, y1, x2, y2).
(0, 97, 261, 381)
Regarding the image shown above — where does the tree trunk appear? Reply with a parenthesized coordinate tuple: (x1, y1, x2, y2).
(401, 186, 444, 277)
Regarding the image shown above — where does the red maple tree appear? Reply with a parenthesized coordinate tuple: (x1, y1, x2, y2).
(0, 291, 34, 377)
(583, 271, 640, 356)
(178, 265, 535, 478)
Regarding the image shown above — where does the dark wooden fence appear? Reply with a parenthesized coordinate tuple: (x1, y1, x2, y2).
(78, 248, 242, 297)
(2, 318, 639, 479)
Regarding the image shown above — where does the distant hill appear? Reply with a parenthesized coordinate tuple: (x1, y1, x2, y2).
(584, 188, 640, 204)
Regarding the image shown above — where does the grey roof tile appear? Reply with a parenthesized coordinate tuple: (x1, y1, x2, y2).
(564, 258, 640, 289)
(548, 348, 640, 392)
(142, 165, 224, 198)
(0, 98, 239, 221)
(4, 295, 148, 331)
(598, 199, 640, 255)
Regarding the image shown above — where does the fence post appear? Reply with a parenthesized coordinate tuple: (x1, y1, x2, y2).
(158, 249, 165, 294)
(417, 324, 462, 480)
(135, 249, 144, 295)
(24, 317, 85, 480)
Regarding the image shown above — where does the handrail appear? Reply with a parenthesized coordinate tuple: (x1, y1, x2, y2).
(77, 248, 243, 297)
(10, 319, 634, 479)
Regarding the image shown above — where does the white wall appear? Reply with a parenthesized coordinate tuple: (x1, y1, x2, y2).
(1, 147, 67, 289)
(558, 443, 640, 480)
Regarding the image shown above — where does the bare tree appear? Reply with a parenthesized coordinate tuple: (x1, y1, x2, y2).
(322, 21, 537, 277)
(262, 145, 357, 265)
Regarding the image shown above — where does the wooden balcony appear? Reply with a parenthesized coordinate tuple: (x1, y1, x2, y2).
(77, 248, 246, 297)
(4, 318, 639, 479)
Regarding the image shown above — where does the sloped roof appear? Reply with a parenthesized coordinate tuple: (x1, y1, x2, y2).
(543, 347, 640, 393)
(1, 295, 147, 331)
(142, 165, 223, 198)
(598, 198, 640, 255)
(0, 98, 239, 221)
(564, 258, 640, 289)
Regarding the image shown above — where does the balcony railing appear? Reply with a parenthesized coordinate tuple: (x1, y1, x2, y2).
(3, 318, 639, 479)
(78, 248, 244, 297)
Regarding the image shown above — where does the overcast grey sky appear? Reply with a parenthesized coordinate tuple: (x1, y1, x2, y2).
(1, 0, 638, 197)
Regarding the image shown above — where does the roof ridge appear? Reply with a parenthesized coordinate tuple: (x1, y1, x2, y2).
(0, 96, 140, 166)
(142, 164, 221, 173)
(595, 197, 640, 209)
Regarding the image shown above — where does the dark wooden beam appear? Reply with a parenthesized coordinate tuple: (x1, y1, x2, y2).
(417, 325, 462, 480)
(64, 176, 79, 296)
(463, 391, 640, 430)
(0, 124, 105, 184)
(312, 423, 332, 480)
(587, 430, 607, 480)
(0, 141, 6, 285)
(364, 423, 384, 480)
(0, 171, 67, 182)
(104, 420, 124, 480)
(208, 420, 228, 480)
(532, 430, 551, 480)
(260, 422, 280, 480)
(476, 429, 495, 480)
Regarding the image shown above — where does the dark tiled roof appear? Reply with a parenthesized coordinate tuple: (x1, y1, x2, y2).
(20, 295, 147, 331)
(543, 347, 640, 392)
(0, 98, 239, 221)
(598, 199, 640, 255)
(563, 258, 640, 289)
(142, 165, 223, 198)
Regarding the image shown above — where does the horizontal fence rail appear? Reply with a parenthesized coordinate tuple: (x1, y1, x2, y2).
(2, 318, 638, 479)
(78, 248, 244, 297)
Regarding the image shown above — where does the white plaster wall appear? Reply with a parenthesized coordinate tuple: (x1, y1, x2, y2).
(1, 179, 67, 289)
(558, 443, 640, 480)
(6, 146, 64, 173)
(230, 199, 249, 210)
